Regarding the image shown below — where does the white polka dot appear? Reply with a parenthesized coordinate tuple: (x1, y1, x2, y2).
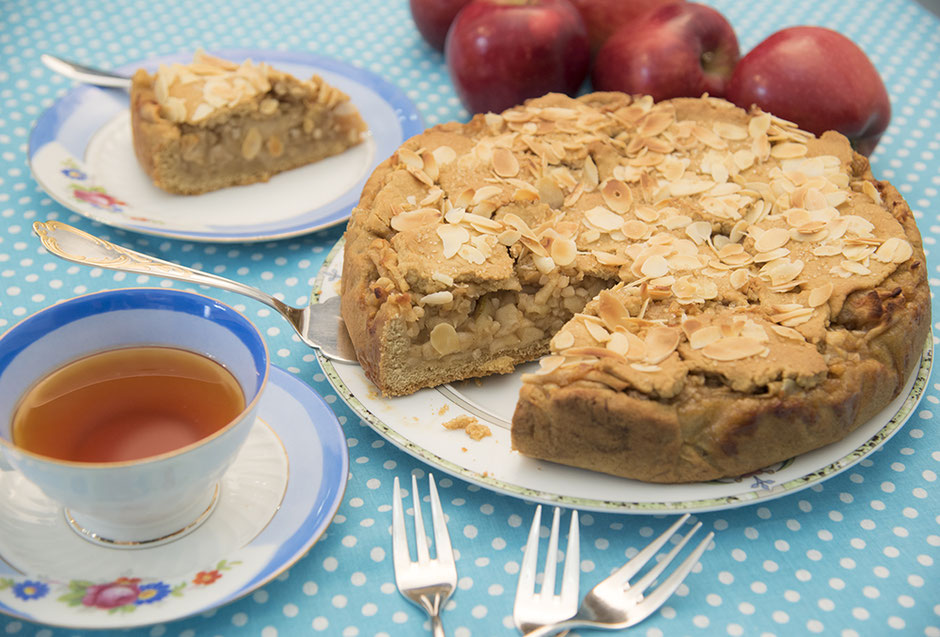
(232, 613, 248, 627)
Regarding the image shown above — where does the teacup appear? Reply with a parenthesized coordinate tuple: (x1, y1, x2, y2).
(0, 288, 269, 548)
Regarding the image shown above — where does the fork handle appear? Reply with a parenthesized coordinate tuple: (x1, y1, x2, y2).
(430, 614, 445, 637)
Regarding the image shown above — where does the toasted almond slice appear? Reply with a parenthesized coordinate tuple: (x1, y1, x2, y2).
(729, 268, 750, 289)
(420, 291, 454, 305)
(492, 147, 519, 177)
(458, 243, 486, 265)
(840, 259, 871, 276)
(630, 363, 662, 373)
(432, 272, 454, 286)
(770, 142, 808, 159)
(861, 180, 883, 205)
(398, 147, 423, 171)
(670, 179, 715, 197)
(733, 149, 756, 171)
(472, 185, 503, 205)
(430, 323, 459, 355)
(639, 254, 669, 278)
(635, 206, 661, 223)
(808, 282, 834, 307)
(689, 325, 723, 349)
(702, 336, 765, 361)
(584, 320, 611, 343)
(601, 179, 633, 214)
(551, 236, 578, 266)
(582, 155, 599, 191)
(497, 228, 522, 246)
(391, 208, 442, 232)
(592, 250, 629, 266)
(552, 330, 575, 350)
(462, 212, 502, 233)
(621, 219, 650, 241)
(754, 227, 790, 253)
(437, 224, 469, 258)
(584, 206, 623, 232)
(597, 291, 631, 330)
(607, 331, 630, 357)
(533, 254, 555, 274)
(637, 110, 675, 137)
(873, 237, 913, 263)
(644, 326, 680, 364)
(769, 324, 806, 341)
(685, 221, 712, 245)
(714, 121, 748, 140)
(625, 332, 647, 361)
(754, 247, 791, 263)
(432, 145, 457, 165)
(537, 355, 565, 374)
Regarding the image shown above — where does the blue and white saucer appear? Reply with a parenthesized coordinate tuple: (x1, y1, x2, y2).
(0, 366, 348, 630)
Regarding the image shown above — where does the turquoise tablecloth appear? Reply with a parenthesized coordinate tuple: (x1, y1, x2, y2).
(0, 0, 938, 635)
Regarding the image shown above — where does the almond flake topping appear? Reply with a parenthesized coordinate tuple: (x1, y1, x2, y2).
(437, 224, 469, 258)
(874, 237, 913, 263)
(420, 291, 454, 305)
(390, 208, 441, 232)
(584, 206, 624, 232)
(492, 147, 519, 177)
(537, 355, 565, 375)
(644, 327, 680, 364)
(601, 180, 633, 213)
(702, 336, 766, 361)
(808, 282, 834, 307)
(551, 236, 578, 266)
(753, 227, 790, 253)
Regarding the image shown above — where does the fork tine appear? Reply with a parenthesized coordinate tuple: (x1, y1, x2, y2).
(539, 507, 562, 598)
(604, 513, 690, 587)
(515, 505, 543, 602)
(411, 474, 431, 564)
(559, 510, 580, 607)
(392, 476, 411, 573)
(624, 522, 702, 603)
(427, 474, 454, 565)
(626, 530, 715, 627)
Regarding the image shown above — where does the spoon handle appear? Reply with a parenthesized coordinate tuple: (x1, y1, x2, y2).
(40, 54, 132, 89)
(32, 221, 289, 313)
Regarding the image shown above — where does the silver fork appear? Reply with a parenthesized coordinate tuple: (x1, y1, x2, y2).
(514, 506, 580, 634)
(522, 513, 714, 636)
(32, 220, 358, 363)
(392, 474, 458, 637)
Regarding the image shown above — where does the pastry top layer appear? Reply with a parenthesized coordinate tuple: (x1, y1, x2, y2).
(148, 50, 356, 126)
(346, 91, 922, 394)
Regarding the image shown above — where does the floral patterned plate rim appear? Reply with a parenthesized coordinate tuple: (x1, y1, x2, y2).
(0, 366, 348, 629)
(27, 48, 424, 243)
(314, 239, 932, 514)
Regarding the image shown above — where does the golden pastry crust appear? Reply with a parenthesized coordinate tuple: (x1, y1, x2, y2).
(130, 51, 367, 195)
(340, 92, 929, 482)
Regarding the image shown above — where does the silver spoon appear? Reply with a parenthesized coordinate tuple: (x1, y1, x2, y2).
(41, 53, 132, 89)
(33, 221, 359, 364)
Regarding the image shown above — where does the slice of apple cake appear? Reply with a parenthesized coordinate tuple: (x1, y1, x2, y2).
(130, 51, 368, 195)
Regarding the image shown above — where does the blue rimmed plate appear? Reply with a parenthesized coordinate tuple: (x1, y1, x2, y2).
(0, 366, 348, 629)
(28, 49, 424, 242)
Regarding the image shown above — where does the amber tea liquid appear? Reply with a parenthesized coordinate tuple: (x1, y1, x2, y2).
(12, 346, 245, 463)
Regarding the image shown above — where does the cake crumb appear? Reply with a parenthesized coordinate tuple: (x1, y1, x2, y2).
(442, 414, 492, 441)
(437, 404, 450, 416)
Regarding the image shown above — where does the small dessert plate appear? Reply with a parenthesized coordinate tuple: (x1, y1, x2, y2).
(0, 366, 348, 630)
(28, 49, 424, 242)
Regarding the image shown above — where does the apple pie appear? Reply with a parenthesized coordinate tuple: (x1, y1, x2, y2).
(130, 51, 368, 195)
(340, 92, 929, 482)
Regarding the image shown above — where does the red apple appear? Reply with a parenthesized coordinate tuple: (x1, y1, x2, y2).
(410, 0, 475, 52)
(445, 0, 590, 114)
(568, 0, 685, 55)
(726, 26, 891, 156)
(591, 2, 740, 101)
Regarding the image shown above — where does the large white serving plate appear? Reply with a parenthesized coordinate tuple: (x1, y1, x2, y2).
(28, 49, 424, 242)
(316, 240, 932, 513)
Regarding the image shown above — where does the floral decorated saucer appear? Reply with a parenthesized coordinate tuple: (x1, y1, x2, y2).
(0, 366, 348, 629)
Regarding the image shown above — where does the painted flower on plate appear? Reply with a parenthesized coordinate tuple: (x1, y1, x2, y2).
(135, 581, 172, 605)
(72, 187, 127, 212)
(192, 570, 222, 586)
(12, 580, 50, 601)
(61, 167, 87, 180)
(81, 577, 141, 609)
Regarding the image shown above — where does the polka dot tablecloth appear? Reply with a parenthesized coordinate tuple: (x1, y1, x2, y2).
(1, 0, 939, 635)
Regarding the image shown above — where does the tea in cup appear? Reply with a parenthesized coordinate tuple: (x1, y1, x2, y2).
(0, 288, 269, 548)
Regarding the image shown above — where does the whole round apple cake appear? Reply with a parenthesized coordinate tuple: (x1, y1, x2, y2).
(340, 92, 929, 483)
